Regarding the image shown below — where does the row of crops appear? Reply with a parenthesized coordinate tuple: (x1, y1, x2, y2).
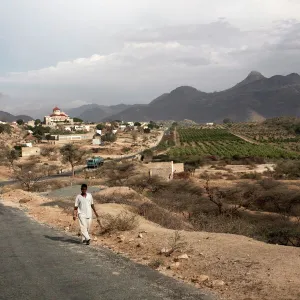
(168, 128, 300, 159)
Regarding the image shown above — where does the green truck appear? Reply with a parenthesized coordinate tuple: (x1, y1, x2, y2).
(86, 156, 104, 168)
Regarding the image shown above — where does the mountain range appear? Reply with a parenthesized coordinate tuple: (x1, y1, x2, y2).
(0, 110, 33, 123)
(102, 71, 300, 123)
(1, 71, 300, 123)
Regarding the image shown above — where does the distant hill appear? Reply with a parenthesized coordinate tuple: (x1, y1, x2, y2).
(103, 71, 300, 123)
(66, 103, 132, 122)
(0, 111, 33, 122)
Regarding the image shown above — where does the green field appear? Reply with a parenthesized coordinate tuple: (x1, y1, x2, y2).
(168, 128, 300, 159)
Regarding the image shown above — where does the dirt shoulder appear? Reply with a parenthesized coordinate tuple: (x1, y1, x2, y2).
(1, 188, 300, 300)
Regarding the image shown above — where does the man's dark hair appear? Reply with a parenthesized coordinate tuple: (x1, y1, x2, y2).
(81, 184, 88, 189)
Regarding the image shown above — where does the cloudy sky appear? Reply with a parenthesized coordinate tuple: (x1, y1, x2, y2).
(1, 0, 300, 114)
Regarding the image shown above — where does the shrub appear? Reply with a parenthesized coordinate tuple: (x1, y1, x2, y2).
(93, 191, 138, 206)
(240, 172, 262, 180)
(193, 213, 256, 237)
(127, 175, 168, 193)
(138, 203, 187, 230)
(98, 161, 136, 186)
(100, 211, 139, 233)
(274, 160, 300, 179)
(263, 223, 300, 247)
(258, 178, 281, 190)
(148, 259, 163, 269)
(0, 124, 12, 134)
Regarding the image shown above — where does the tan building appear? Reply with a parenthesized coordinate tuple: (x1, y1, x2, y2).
(44, 107, 73, 125)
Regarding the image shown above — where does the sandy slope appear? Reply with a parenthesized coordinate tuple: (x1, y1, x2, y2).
(1, 188, 300, 300)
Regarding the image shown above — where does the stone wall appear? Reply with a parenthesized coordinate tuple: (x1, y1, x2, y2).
(21, 147, 41, 157)
(147, 161, 174, 181)
(173, 163, 184, 173)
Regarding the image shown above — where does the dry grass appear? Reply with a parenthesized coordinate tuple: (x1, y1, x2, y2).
(138, 202, 189, 230)
(100, 211, 139, 233)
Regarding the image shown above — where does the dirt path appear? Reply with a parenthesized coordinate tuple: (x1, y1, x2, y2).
(229, 132, 259, 144)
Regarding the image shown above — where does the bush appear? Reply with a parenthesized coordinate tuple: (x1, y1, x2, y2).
(263, 223, 300, 247)
(0, 124, 11, 134)
(274, 160, 300, 179)
(138, 202, 187, 230)
(148, 259, 163, 269)
(98, 161, 136, 186)
(100, 211, 139, 233)
(240, 172, 262, 180)
(102, 132, 117, 142)
(126, 175, 168, 193)
(93, 191, 138, 206)
(193, 213, 256, 237)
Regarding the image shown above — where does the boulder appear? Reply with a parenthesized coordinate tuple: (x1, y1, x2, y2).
(212, 280, 225, 287)
(176, 254, 189, 260)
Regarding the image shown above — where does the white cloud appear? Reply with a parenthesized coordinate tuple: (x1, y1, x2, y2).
(1, 0, 300, 111)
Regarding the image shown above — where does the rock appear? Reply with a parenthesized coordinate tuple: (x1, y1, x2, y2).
(138, 233, 143, 238)
(160, 248, 171, 255)
(112, 272, 120, 276)
(93, 237, 98, 242)
(117, 235, 125, 242)
(19, 198, 30, 204)
(198, 275, 210, 282)
(212, 280, 225, 287)
(168, 262, 180, 270)
(64, 226, 70, 232)
(136, 242, 144, 248)
(176, 254, 189, 260)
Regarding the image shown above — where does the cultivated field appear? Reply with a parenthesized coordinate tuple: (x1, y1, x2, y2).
(167, 128, 300, 159)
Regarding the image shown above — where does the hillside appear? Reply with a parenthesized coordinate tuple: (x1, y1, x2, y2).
(66, 103, 132, 121)
(104, 71, 300, 123)
(0, 110, 33, 122)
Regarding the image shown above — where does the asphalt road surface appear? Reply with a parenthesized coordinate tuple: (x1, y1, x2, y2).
(0, 204, 214, 300)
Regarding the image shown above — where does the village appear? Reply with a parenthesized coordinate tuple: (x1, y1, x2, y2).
(0, 106, 187, 182)
(1, 107, 300, 300)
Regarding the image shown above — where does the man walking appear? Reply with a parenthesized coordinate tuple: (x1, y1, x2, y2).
(73, 184, 99, 245)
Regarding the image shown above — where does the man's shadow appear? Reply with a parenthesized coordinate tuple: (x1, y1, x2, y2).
(44, 235, 81, 244)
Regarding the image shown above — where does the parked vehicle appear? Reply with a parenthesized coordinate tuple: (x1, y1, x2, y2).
(86, 156, 104, 168)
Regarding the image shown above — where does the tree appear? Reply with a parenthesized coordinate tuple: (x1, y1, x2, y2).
(223, 118, 232, 124)
(147, 121, 157, 130)
(3, 148, 20, 167)
(96, 123, 105, 130)
(141, 149, 153, 162)
(134, 122, 141, 127)
(98, 161, 136, 185)
(16, 119, 24, 125)
(13, 163, 47, 191)
(131, 131, 138, 142)
(60, 143, 86, 177)
(73, 117, 83, 123)
(102, 132, 117, 143)
(34, 119, 41, 126)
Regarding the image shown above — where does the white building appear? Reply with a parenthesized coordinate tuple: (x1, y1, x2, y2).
(44, 107, 73, 125)
(74, 125, 90, 132)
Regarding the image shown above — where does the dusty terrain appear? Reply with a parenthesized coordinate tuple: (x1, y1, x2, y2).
(1, 186, 300, 300)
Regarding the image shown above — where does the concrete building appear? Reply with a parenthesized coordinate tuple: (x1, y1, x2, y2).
(44, 107, 73, 126)
(21, 147, 41, 157)
(27, 120, 35, 127)
(146, 161, 185, 181)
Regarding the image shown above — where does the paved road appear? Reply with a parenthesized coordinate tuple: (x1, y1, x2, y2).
(0, 204, 214, 300)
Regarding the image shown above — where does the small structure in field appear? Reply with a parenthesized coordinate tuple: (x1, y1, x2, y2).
(21, 147, 41, 157)
(146, 161, 184, 181)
